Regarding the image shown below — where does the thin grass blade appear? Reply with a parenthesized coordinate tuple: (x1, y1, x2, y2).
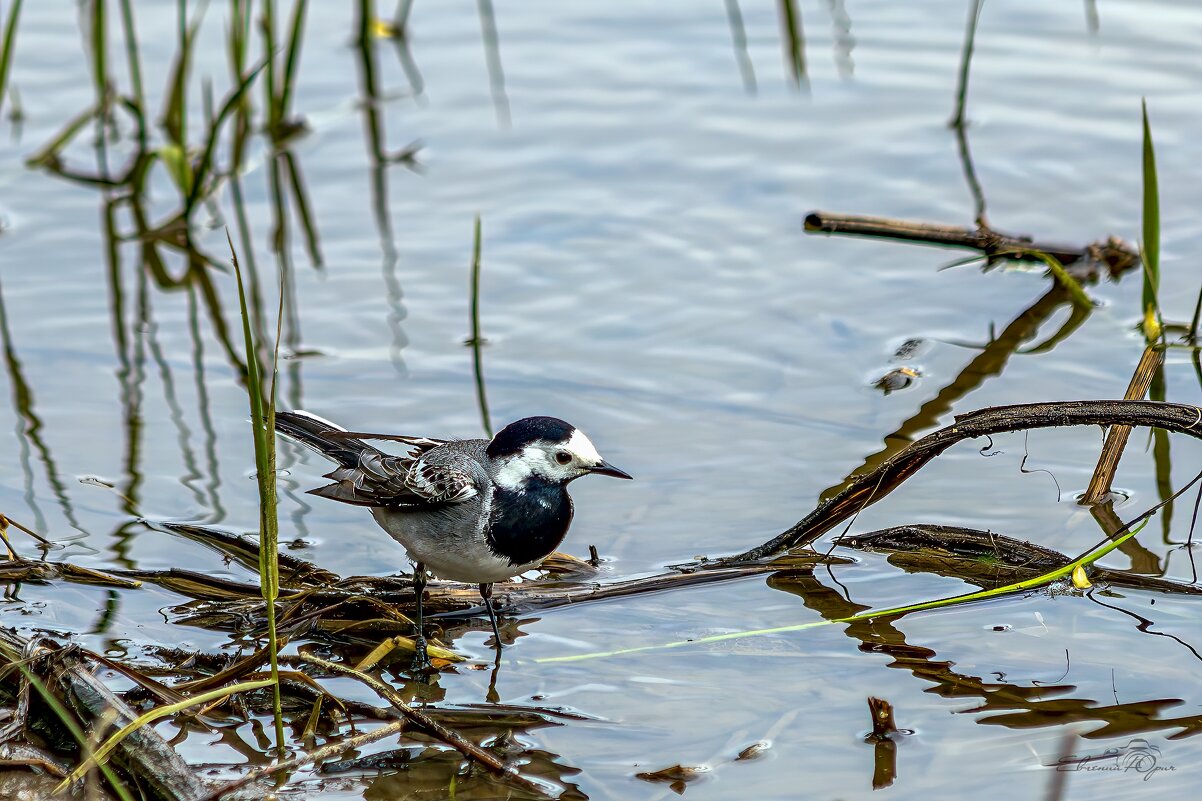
(0, 0, 23, 116)
(55, 678, 275, 790)
(1141, 98, 1161, 341)
(228, 231, 286, 755)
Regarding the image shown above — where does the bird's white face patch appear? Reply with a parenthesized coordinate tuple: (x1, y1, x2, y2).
(493, 428, 605, 490)
(564, 429, 602, 465)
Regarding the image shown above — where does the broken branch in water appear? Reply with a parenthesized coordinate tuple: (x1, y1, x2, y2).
(1080, 346, 1163, 505)
(720, 399, 1202, 564)
(7, 402, 1199, 637)
(803, 210, 1139, 277)
(12, 397, 1200, 629)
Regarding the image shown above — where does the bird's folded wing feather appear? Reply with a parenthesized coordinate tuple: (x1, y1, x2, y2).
(313, 446, 477, 508)
(402, 457, 478, 503)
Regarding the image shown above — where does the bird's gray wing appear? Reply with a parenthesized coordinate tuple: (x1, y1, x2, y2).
(310, 441, 479, 508)
(402, 456, 479, 504)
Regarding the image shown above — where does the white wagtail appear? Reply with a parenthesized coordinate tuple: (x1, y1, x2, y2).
(275, 410, 631, 668)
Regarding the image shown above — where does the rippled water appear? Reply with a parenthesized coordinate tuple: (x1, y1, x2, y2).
(2, 1, 1202, 798)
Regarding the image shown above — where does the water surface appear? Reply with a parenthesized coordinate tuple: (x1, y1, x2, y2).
(1, 1, 1201, 798)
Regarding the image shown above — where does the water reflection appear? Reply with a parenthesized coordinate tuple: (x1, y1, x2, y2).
(826, 0, 855, 79)
(777, 0, 807, 88)
(768, 571, 1202, 742)
(950, 0, 988, 227)
(723, 0, 757, 95)
(353, 0, 420, 376)
(476, 0, 511, 129)
(0, 276, 87, 538)
(820, 285, 1084, 502)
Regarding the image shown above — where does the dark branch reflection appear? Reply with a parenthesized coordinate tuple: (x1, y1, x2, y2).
(768, 571, 1202, 743)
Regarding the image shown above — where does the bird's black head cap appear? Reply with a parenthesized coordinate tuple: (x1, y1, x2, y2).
(487, 416, 575, 459)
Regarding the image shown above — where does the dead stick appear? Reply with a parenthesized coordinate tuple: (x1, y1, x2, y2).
(1080, 347, 1164, 504)
(47, 646, 259, 801)
(285, 652, 549, 797)
(803, 210, 1136, 270)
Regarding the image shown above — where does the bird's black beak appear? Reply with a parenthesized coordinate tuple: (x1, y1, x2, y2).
(590, 460, 633, 480)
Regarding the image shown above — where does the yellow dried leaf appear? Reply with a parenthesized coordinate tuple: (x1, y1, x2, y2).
(1071, 564, 1092, 589)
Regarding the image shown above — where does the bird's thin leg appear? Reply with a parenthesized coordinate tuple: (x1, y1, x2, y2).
(486, 651, 501, 704)
(411, 563, 432, 671)
(479, 582, 503, 650)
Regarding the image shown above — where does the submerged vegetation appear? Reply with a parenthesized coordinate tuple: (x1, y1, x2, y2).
(0, 1, 1201, 799)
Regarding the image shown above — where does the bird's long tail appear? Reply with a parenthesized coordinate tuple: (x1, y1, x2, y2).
(275, 410, 372, 467)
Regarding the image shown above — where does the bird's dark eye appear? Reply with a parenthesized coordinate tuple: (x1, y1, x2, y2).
(555, 451, 572, 465)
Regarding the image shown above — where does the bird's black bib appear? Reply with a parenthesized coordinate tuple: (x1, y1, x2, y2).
(486, 484, 573, 566)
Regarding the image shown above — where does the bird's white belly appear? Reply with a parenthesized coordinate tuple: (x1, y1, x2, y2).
(371, 507, 540, 584)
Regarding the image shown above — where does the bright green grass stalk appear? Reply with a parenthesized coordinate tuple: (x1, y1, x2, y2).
(56, 678, 275, 790)
(228, 231, 286, 756)
(15, 665, 135, 801)
(1141, 98, 1162, 343)
(537, 468, 1202, 664)
(536, 517, 1153, 665)
(0, 0, 23, 117)
(1140, 100, 1174, 533)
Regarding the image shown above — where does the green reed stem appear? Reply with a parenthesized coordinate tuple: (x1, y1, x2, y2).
(0, 0, 21, 118)
(228, 231, 286, 757)
(1141, 98, 1161, 341)
(537, 518, 1153, 665)
(89, 0, 107, 107)
(116, 0, 145, 122)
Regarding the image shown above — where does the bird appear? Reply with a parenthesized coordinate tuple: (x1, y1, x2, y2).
(274, 410, 632, 669)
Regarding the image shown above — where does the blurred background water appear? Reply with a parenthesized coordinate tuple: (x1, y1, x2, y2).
(1, 1, 1201, 798)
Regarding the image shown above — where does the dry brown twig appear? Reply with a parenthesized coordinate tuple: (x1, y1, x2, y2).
(719, 400, 1202, 563)
(1080, 346, 1164, 504)
(803, 210, 1139, 277)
